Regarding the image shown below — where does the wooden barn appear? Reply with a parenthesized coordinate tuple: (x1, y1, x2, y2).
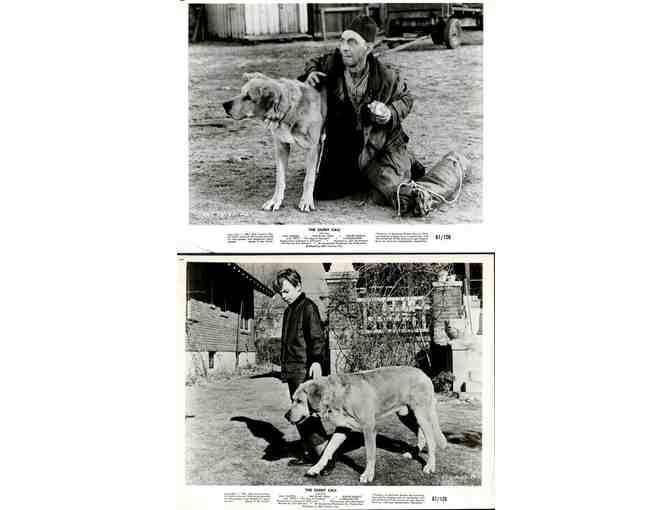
(203, 3, 311, 42)
(185, 262, 275, 379)
(190, 4, 482, 43)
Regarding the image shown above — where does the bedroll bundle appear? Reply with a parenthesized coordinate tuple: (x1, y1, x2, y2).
(394, 151, 471, 217)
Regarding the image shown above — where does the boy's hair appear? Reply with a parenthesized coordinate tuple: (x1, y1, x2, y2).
(273, 268, 302, 293)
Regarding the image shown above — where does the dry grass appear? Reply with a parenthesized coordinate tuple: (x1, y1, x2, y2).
(189, 33, 482, 224)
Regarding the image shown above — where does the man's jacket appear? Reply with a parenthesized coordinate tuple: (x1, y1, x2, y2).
(299, 50, 413, 196)
(280, 293, 329, 379)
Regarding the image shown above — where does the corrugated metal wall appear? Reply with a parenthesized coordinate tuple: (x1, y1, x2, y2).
(206, 3, 308, 39)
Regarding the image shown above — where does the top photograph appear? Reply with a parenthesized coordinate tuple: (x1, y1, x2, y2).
(189, 3, 483, 225)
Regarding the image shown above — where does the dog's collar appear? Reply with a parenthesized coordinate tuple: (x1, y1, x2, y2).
(293, 414, 309, 425)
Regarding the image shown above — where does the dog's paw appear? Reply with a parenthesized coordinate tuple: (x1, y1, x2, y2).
(297, 195, 315, 212)
(359, 469, 375, 483)
(262, 197, 283, 211)
(422, 461, 436, 475)
(305, 464, 321, 477)
(402, 451, 413, 459)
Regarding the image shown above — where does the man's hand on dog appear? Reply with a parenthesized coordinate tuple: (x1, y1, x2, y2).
(309, 362, 322, 379)
(306, 71, 327, 88)
(368, 101, 391, 125)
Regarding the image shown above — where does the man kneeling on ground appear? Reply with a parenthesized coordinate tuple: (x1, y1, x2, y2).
(299, 15, 425, 204)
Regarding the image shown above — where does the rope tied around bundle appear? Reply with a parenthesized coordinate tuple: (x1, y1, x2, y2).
(395, 164, 463, 217)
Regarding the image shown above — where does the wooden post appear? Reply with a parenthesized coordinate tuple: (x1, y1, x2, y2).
(321, 8, 327, 41)
(464, 263, 473, 334)
(235, 299, 242, 370)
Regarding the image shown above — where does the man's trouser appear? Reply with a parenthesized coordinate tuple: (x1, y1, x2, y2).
(363, 145, 412, 206)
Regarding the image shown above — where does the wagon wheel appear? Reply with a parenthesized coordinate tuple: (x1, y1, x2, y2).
(444, 17, 462, 49)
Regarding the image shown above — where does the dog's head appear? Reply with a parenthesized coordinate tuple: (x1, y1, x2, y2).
(284, 379, 326, 425)
(222, 72, 282, 120)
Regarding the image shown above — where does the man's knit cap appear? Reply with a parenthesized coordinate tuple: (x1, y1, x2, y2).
(346, 15, 378, 43)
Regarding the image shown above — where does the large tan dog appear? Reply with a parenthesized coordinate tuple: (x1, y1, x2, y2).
(285, 366, 448, 483)
(222, 72, 327, 212)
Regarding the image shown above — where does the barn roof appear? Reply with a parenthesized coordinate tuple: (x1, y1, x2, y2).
(226, 263, 275, 297)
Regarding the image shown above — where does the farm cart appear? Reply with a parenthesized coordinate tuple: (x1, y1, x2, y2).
(381, 3, 483, 50)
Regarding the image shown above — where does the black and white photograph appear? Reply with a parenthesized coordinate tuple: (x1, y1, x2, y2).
(181, 255, 493, 493)
(10, 1, 672, 509)
(189, 3, 483, 224)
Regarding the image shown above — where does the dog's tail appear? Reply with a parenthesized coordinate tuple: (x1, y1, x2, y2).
(432, 397, 449, 450)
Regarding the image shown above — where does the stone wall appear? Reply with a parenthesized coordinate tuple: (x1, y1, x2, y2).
(185, 351, 257, 383)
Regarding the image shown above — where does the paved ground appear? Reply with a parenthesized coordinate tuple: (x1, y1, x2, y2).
(189, 32, 482, 225)
(185, 372, 482, 486)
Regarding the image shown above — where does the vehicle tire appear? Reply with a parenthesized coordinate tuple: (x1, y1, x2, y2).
(444, 17, 462, 49)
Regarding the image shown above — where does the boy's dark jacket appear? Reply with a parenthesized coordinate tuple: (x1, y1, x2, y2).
(280, 293, 330, 380)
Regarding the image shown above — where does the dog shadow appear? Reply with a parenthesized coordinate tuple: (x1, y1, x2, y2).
(230, 416, 303, 461)
(230, 416, 479, 475)
(335, 429, 481, 473)
(332, 432, 427, 473)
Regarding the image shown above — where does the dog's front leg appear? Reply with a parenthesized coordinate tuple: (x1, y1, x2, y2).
(359, 426, 377, 483)
(297, 144, 318, 212)
(263, 140, 290, 211)
(305, 431, 347, 476)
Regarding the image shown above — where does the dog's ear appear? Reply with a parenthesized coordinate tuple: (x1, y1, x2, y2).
(247, 81, 281, 111)
(306, 380, 326, 410)
(292, 381, 312, 402)
(260, 83, 282, 113)
(319, 386, 337, 411)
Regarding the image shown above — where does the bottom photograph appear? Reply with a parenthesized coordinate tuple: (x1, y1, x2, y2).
(178, 254, 494, 505)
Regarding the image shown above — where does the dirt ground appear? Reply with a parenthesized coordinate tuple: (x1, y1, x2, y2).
(185, 371, 482, 486)
(189, 32, 482, 225)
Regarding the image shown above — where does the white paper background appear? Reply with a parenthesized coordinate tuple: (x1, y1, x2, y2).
(2, 1, 671, 509)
